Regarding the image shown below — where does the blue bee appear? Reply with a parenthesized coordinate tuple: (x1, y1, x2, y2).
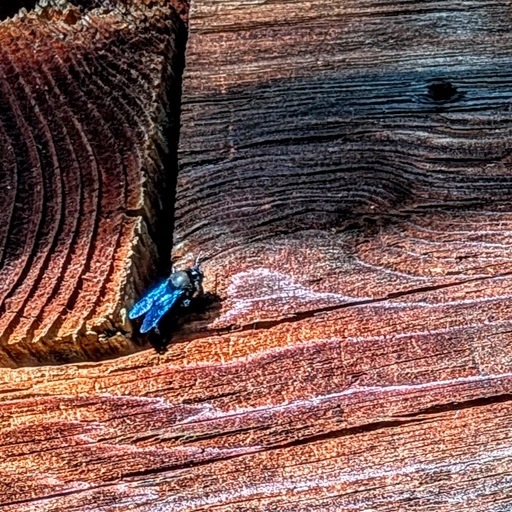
(129, 262, 204, 334)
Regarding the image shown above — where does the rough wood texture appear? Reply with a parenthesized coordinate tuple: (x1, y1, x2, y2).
(3, 0, 512, 510)
(176, 0, 512, 256)
(2, 352, 512, 510)
(169, 0, 512, 509)
(0, 0, 184, 366)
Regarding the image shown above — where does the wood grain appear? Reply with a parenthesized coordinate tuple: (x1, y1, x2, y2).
(0, 0, 184, 366)
(2, 0, 512, 510)
(168, 0, 512, 509)
(1, 331, 512, 510)
(176, 0, 512, 257)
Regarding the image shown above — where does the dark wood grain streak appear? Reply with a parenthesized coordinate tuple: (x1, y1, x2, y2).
(176, 0, 512, 257)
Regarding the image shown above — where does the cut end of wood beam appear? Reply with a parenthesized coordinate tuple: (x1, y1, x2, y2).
(0, 1, 185, 367)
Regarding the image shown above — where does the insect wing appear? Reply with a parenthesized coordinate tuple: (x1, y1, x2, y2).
(128, 280, 171, 320)
(140, 288, 184, 333)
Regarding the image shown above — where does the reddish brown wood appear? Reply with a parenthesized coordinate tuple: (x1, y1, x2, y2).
(2, 0, 512, 510)
(0, 0, 185, 366)
(1, 345, 512, 510)
(173, 0, 512, 509)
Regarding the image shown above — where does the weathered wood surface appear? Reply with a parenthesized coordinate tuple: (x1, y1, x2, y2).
(174, 0, 512, 508)
(2, 354, 512, 510)
(0, 0, 184, 366)
(2, 0, 512, 510)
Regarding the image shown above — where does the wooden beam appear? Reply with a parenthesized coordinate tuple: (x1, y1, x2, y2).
(2, 0, 512, 510)
(0, 0, 185, 365)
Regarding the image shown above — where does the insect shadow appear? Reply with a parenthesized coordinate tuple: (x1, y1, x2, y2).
(145, 291, 222, 353)
(129, 262, 222, 354)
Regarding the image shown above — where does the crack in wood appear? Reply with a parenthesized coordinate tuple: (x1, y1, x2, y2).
(178, 269, 512, 341)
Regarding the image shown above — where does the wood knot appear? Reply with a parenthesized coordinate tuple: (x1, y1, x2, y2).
(424, 79, 463, 104)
